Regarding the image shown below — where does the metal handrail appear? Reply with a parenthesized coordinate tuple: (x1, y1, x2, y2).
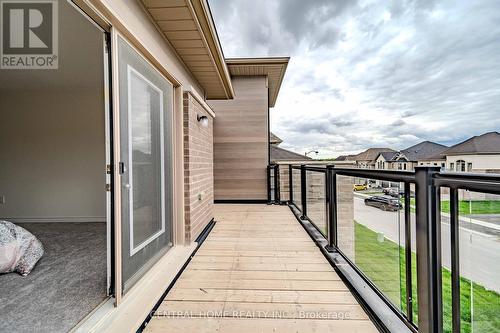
(267, 163, 500, 333)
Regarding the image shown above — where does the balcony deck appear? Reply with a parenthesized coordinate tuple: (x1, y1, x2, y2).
(145, 204, 378, 333)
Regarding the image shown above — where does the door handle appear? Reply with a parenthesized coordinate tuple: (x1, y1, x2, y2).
(119, 162, 126, 174)
(124, 183, 131, 189)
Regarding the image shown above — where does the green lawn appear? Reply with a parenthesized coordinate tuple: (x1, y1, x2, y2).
(401, 199, 500, 215)
(354, 222, 500, 333)
(441, 200, 500, 215)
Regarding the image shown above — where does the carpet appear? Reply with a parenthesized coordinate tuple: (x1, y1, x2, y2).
(0, 223, 107, 333)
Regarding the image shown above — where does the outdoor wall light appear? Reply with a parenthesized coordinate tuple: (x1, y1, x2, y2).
(197, 115, 209, 128)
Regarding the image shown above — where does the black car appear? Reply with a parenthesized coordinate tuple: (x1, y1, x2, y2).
(364, 196, 402, 211)
(382, 187, 405, 198)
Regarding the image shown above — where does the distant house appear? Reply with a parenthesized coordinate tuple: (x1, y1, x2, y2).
(335, 154, 356, 161)
(270, 132, 283, 146)
(375, 141, 448, 171)
(403, 141, 448, 170)
(375, 151, 399, 170)
(442, 132, 500, 173)
(417, 152, 447, 169)
(270, 133, 312, 162)
(352, 148, 396, 169)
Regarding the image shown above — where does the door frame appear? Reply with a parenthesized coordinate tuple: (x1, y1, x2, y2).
(68, 0, 114, 297)
(111, 28, 185, 303)
(72, 0, 187, 306)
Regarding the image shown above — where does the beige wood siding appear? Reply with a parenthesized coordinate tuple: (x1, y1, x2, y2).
(209, 77, 269, 200)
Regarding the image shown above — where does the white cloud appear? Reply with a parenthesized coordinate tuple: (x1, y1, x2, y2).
(209, 0, 500, 158)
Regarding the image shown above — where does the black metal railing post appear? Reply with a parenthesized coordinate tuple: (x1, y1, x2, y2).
(300, 164, 307, 219)
(449, 187, 460, 333)
(267, 165, 272, 204)
(415, 166, 442, 333)
(325, 165, 337, 252)
(404, 181, 413, 322)
(274, 164, 280, 204)
(288, 164, 293, 204)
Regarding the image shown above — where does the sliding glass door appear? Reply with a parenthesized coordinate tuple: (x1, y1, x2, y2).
(117, 36, 173, 292)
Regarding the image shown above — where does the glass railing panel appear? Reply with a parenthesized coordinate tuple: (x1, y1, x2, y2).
(292, 168, 302, 211)
(278, 165, 290, 202)
(269, 167, 275, 202)
(441, 189, 500, 333)
(306, 170, 326, 236)
(337, 176, 405, 310)
(402, 182, 418, 325)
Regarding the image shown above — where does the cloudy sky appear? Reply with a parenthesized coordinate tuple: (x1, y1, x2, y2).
(209, 0, 500, 158)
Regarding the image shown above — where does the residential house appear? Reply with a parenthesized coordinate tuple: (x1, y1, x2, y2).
(417, 152, 447, 169)
(335, 154, 356, 161)
(270, 132, 312, 163)
(442, 131, 500, 173)
(402, 141, 448, 170)
(375, 151, 399, 170)
(375, 141, 448, 171)
(351, 147, 395, 169)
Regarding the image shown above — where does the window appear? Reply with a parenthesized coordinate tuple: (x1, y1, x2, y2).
(450, 163, 454, 170)
(456, 160, 466, 172)
(467, 163, 473, 172)
(127, 66, 165, 255)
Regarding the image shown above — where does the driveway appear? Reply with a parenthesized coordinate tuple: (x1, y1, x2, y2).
(353, 197, 500, 293)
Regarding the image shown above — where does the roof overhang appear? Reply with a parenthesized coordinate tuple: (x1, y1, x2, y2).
(226, 57, 290, 107)
(141, 0, 234, 99)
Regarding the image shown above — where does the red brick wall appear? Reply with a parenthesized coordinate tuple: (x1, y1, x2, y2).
(183, 92, 214, 242)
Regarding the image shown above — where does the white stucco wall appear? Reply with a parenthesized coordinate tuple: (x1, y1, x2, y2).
(446, 154, 500, 172)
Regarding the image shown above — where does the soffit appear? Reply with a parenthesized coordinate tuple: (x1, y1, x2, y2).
(141, 0, 234, 99)
(226, 57, 289, 107)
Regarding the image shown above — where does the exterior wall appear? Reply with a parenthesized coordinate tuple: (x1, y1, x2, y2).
(183, 92, 214, 242)
(209, 76, 269, 200)
(375, 156, 388, 170)
(417, 160, 446, 169)
(446, 154, 500, 173)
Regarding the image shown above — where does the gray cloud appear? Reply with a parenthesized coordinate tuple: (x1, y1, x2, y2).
(210, 0, 500, 157)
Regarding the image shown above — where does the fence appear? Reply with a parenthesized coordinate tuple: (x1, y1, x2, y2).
(268, 163, 500, 333)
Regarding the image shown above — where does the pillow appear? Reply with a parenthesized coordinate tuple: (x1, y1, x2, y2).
(0, 220, 44, 276)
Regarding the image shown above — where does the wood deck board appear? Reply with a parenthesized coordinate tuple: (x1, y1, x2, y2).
(145, 204, 377, 333)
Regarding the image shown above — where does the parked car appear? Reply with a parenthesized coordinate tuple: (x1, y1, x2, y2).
(353, 184, 367, 191)
(382, 187, 404, 197)
(364, 196, 402, 211)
